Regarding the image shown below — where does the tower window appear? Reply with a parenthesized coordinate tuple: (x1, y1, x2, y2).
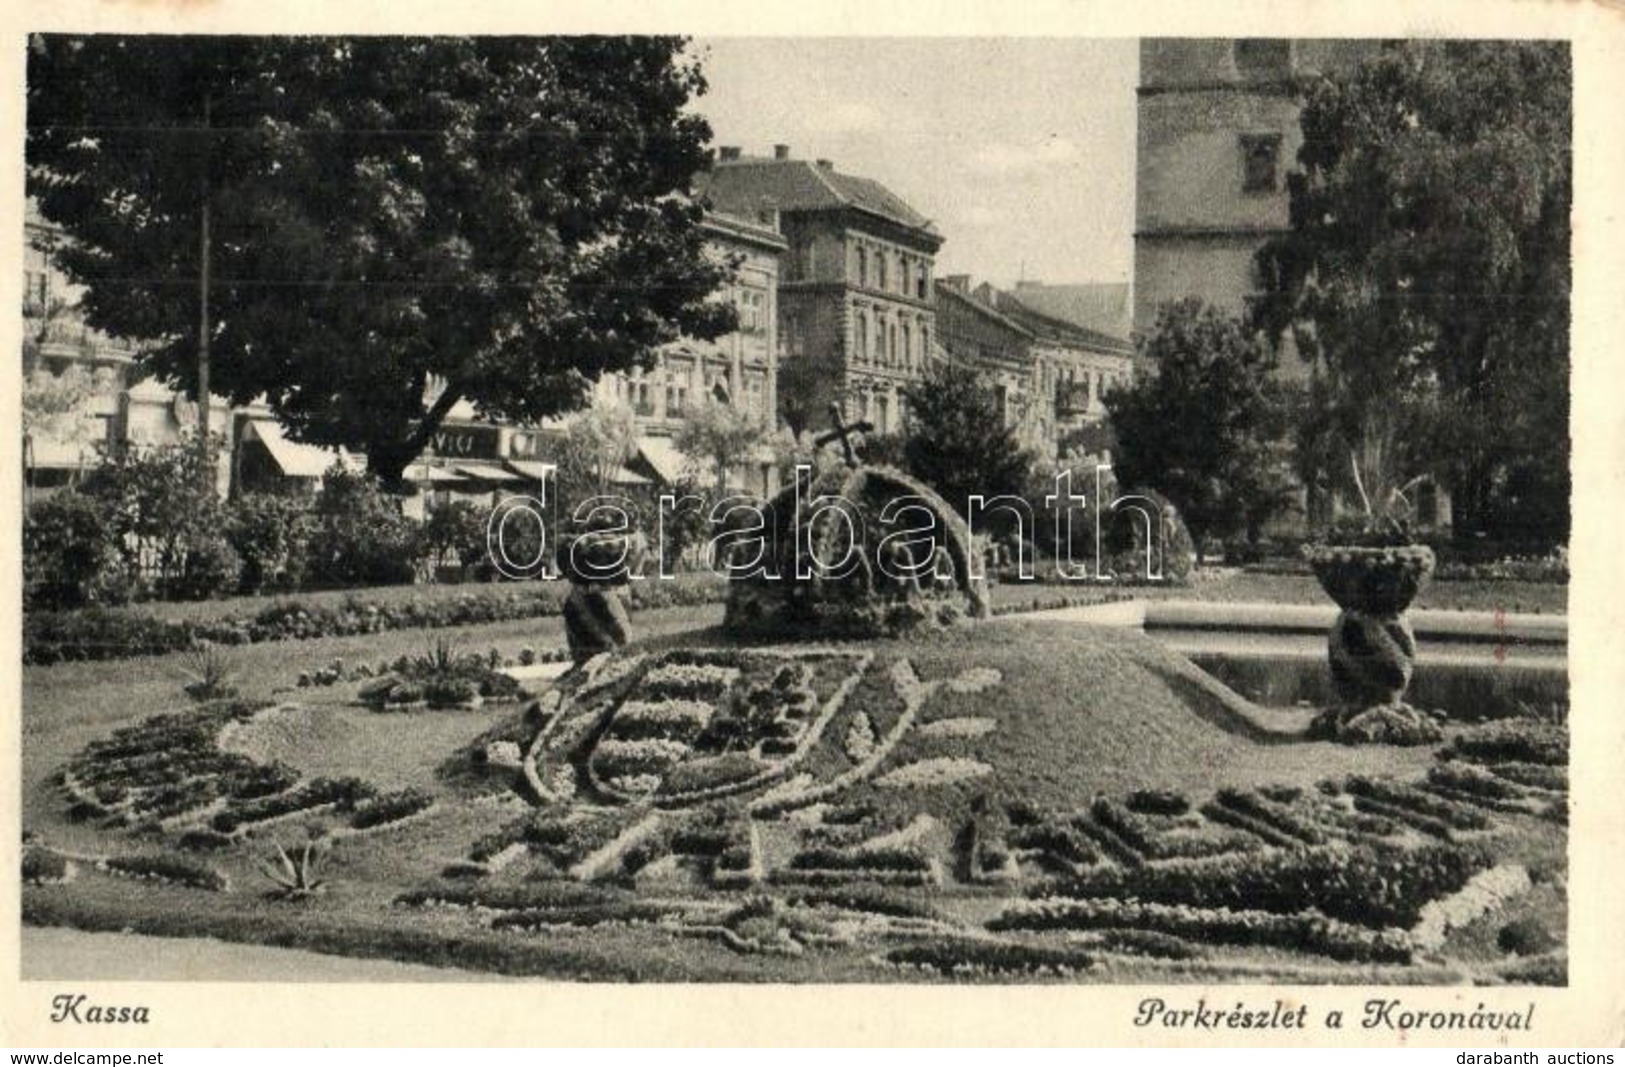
(1240, 133, 1282, 193)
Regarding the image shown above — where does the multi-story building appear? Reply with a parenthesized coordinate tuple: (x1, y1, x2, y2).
(598, 208, 787, 495)
(934, 276, 1038, 443)
(696, 144, 943, 436)
(979, 284, 1137, 441)
(936, 277, 1137, 458)
(24, 202, 232, 496)
(1133, 38, 1379, 364)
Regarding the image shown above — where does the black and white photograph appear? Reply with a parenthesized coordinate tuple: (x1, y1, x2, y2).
(6, 2, 1621, 1049)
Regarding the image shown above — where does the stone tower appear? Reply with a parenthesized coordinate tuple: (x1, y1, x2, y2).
(1133, 38, 1380, 370)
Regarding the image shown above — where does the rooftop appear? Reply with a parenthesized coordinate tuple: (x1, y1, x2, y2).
(697, 146, 940, 239)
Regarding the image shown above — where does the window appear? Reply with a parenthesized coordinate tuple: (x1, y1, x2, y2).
(783, 311, 803, 357)
(901, 324, 912, 370)
(666, 381, 688, 417)
(1241, 133, 1282, 194)
(889, 323, 899, 367)
(857, 247, 868, 288)
(855, 309, 869, 361)
(877, 252, 888, 292)
(915, 263, 928, 299)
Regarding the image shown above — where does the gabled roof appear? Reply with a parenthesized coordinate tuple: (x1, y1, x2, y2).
(697, 157, 938, 236)
(986, 287, 1135, 356)
(934, 281, 1036, 341)
(1009, 281, 1134, 342)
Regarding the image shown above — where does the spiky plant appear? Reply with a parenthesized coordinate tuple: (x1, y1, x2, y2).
(180, 641, 239, 702)
(256, 834, 331, 900)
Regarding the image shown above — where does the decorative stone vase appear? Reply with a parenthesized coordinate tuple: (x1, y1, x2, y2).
(1304, 543, 1442, 745)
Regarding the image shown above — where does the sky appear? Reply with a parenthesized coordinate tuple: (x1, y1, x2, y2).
(688, 38, 1139, 291)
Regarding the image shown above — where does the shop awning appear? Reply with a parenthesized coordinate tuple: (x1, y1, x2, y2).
(506, 460, 557, 482)
(24, 435, 99, 470)
(455, 463, 523, 483)
(409, 465, 467, 485)
(246, 420, 354, 478)
(637, 437, 698, 484)
(611, 465, 652, 487)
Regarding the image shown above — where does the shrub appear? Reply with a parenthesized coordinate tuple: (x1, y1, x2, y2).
(23, 492, 125, 610)
(226, 493, 311, 593)
(304, 468, 422, 587)
(349, 788, 435, 830)
(1442, 720, 1568, 767)
(1498, 918, 1558, 957)
(103, 852, 227, 891)
(420, 500, 490, 573)
(166, 531, 242, 602)
(22, 847, 70, 885)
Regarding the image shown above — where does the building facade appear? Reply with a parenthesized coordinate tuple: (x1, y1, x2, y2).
(697, 145, 942, 436)
(1133, 38, 1380, 364)
(979, 284, 1137, 441)
(597, 208, 787, 494)
(24, 202, 232, 496)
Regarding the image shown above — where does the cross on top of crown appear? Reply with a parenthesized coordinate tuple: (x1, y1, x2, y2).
(815, 403, 874, 467)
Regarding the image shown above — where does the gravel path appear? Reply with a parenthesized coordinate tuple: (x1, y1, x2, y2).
(22, 925, 501, 982)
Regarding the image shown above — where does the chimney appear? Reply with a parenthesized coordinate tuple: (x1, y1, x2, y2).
(773, 144, 791, 160)
(718, 146, 742, 162)
(815, 158, 834, 171)
(757, 206, 781, 232)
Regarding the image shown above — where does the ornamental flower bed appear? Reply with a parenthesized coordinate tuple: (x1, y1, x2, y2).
(990, 898, 1414, 965)
(101, 852, 228, 892)
(883, 938, 1096, 978)
(1030, 839, 1494, 931)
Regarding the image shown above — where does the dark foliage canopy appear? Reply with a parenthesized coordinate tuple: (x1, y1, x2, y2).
(27, 35, 737, 486)
(1253, 41, 1571, 543)
(1105, 299, 1295, 552)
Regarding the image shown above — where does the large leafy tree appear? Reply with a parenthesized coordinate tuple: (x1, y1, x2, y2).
(1253, 41, 1571, 544)
(1105, 299, 1295, 557)
(27, 35, 737, 489)
(902, 361, 1033, 530)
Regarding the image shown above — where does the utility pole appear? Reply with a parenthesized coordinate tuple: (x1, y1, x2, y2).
(197, 91, 213, 472)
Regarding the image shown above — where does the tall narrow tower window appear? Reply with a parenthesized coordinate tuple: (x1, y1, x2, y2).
(1240, 133, 1282, 193)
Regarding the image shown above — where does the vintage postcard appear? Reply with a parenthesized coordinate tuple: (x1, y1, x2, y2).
(4, 0, 1622, 1049)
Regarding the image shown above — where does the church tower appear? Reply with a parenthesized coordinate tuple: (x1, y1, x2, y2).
(1132, 38, 1380, 372)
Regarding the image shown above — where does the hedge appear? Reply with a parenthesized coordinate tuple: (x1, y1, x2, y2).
(24, 574, 728, 665)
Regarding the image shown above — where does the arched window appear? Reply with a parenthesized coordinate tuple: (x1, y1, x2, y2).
(877, 253, 888, 292)
(857, 247, 869, 288)
(901, 324, 912, 370)
(855, 309, 869, 360)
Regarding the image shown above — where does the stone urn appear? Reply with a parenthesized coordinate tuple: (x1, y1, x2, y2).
(556, 525, 649, 666)
(1303, 542, 1442, 744)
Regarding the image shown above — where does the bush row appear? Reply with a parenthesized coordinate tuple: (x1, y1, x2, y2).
(25, 573, 727, 665)
(991, 898, 1414, 965)
(1031, 839, 1494, 930)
